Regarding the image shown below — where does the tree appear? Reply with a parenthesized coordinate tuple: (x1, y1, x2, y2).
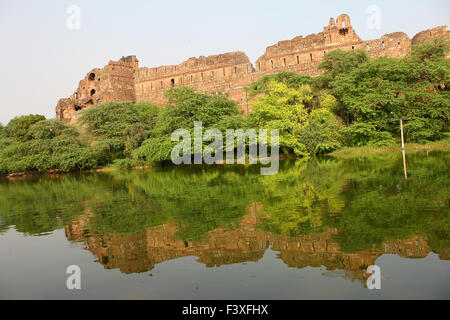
(134, 87, 241, 165)
(5, 114, 46, 142)
(79, 101, 159, 161)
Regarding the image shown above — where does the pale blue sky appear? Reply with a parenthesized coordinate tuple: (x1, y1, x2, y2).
(0, 0, 449, 124)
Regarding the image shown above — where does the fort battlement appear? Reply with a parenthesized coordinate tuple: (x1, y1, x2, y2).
(56, 14, 449, 123)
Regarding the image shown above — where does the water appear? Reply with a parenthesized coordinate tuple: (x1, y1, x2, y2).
(0, 151, 449, 299)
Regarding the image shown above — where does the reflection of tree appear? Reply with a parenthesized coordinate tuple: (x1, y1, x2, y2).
(257, 158, 347, 236)
(0, 151, 448, 260)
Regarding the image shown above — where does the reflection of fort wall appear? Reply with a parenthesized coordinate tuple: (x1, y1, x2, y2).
(65, 210, 439, 281)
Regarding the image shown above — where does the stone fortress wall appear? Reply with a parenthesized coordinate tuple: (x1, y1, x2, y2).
(56, 14, 449, 123)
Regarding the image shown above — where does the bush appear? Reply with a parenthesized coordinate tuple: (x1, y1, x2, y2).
(298, 109, 343, 155)
(134, 87, 241, 165)
(0, 119, 98, 173)
(4, 114, 46, 142)
(340, 123, 396, 147)
(403, 118, 444, 143)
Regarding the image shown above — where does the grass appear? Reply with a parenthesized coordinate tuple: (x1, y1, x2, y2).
(330, 136, 450, 158)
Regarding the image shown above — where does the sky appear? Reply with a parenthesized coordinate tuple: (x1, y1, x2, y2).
(0, 0, 449, 125)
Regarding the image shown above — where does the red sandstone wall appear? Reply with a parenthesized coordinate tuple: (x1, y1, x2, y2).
(55, 15, 449, 122)
(56, 56, 138, 123)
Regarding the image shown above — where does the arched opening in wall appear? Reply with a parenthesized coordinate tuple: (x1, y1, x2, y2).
(234, 67, 237, 75)
(88, 73, 95, 81)
(90, 89, 96, 96)
(352, 46, 354, 50)
(283, 58, 286, 67)
(310, 54, 313, 62)
(171, 79, 175, 87)
(271, 60, 274, 69)
(75, 106, 82, 112)
(296, 56, 299, 64)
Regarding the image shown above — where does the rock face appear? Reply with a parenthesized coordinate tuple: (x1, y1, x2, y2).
(56, 14, 450, 122)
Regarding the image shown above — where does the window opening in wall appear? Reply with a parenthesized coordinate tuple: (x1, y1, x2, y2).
(234, 67, 237, 74)
(75, 106, 82, 111)
(382, 41, 385, 49)
(201, 73, 204, 80)
(352, 46, 354, 50)
(88, 73, 95, 80)
(271, 60, 274, 69)
(90, 89, 96, 96)
(296, 56, 299, 64)
(310, 53, 313, 62)
(171, 79, 175, 87)
(283, 58, 286, 67)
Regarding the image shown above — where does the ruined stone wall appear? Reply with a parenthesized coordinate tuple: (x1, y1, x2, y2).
(134, 51, 256, 113)
(56, 56, 138, 123)
(55, 14, 449, 122)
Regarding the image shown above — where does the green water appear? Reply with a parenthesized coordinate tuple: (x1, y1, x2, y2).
(0, 151, 449, 299)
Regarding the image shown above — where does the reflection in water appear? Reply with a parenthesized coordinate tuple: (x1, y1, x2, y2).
(65, 209, 437, 286)
(0, 151, 449, 289)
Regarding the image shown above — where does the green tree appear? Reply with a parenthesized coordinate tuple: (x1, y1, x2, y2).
(5, 114, 46, 142)
(134, 87, 241, 165)
(79, 101, 159, 162)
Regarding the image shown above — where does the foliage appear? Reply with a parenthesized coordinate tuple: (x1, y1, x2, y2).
(327, 41, 449, 144)
(79, 101, 159, 162)
(298, 109, 343, 154)
(0, 118, 99, 173)
(4, 114, 46, 142)
(134, 87, 241, 165)
(340, 122, 396, 147)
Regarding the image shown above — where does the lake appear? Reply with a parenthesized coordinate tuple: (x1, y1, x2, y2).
(0, 151, 449, 299)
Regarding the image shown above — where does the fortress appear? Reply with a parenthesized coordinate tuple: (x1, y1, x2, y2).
(56, 14, 449, 123)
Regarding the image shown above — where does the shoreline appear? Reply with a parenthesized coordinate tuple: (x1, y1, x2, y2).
(2, 140, 449, 180)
